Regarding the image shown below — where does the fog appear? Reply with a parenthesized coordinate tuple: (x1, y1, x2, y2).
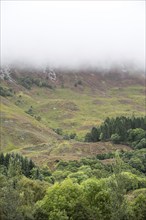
(1, 1, 145, 70)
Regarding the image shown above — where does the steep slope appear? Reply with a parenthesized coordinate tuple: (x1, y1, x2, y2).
(0, 96, 60, 152)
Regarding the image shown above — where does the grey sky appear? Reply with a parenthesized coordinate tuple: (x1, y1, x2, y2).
(1, 1, 145, 68)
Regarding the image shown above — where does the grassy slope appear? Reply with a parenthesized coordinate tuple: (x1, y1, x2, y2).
(7, 84, 145, 135)
(0, 71, 145, 165)
(0, 96, 59, 152)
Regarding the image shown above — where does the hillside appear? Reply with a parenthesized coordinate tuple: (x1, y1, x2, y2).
(0, 66, 145, 164)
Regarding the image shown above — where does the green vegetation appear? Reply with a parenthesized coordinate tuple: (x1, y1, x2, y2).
(0, 153, 35, 178)
(1, 151, 146, 220)
(74, 79, 83, 87)
(0, 86, 13, 97)
(85, 116, 146, 149)
(1, 70, 145, 146)
(18, 76, 53, 89)
(53, 128, 77, 140)
(0, 69, 146, 219)
(0, 153, 48, 220)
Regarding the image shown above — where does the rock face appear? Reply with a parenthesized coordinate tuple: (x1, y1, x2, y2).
(48, 70, 56, 81)
(43, 68, 57, 81)
(1, 65, 144, 91)
(0, 66, 15, 83)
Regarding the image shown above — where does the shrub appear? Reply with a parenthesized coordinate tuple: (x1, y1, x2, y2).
(0, 86, 13, 97)
(111, 133, 121, 144)
(135, 138, 146, 149)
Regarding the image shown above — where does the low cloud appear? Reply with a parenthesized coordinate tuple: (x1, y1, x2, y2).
(1, 1, 145, 70)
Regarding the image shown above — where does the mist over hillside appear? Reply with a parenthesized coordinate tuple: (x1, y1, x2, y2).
(0, 62, 145, 82)
(1, 2, 146, 220)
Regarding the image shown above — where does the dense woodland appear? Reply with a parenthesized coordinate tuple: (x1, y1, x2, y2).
(0, 115, 146, 220)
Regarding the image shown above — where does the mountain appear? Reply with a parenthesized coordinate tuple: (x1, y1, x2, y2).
(0, 66, 145, 165)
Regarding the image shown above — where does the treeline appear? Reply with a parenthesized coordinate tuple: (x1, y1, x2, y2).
(85, 116, 146, 149)
(18, 76, 53, 89)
